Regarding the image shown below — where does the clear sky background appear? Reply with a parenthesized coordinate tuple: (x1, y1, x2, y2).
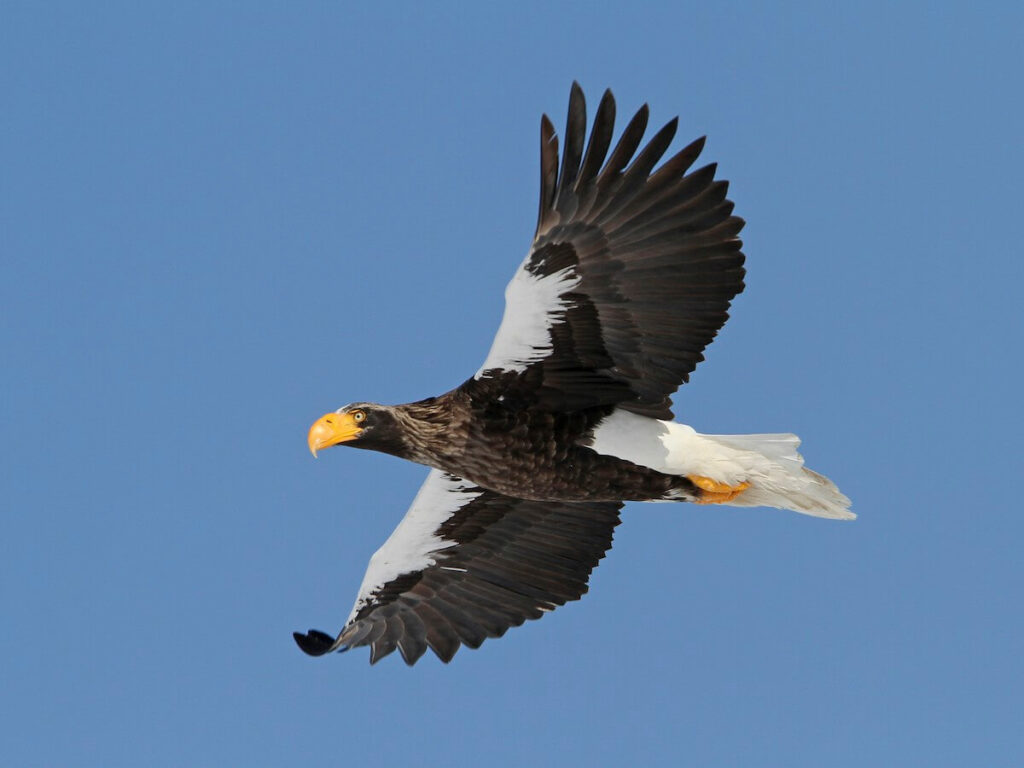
(2, 3, 1021, 766)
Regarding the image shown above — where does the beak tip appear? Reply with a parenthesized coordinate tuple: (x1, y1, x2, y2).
(307, 411, 361, 457)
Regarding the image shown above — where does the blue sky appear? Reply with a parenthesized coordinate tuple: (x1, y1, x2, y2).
(3, 3, 1022, 766)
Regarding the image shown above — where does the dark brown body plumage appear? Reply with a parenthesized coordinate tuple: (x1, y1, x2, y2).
(352, 386, 701, 503)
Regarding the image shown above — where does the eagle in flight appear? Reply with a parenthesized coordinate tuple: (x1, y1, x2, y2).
(295, 83, 852, 665)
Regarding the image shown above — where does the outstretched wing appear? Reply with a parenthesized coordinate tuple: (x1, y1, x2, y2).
(470, 83, 746, 419)
(294, 469, 622, 665)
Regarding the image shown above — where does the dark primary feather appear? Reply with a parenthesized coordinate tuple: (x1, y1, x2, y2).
(294, 474, 621, 665)
(474, 82, 746, 420)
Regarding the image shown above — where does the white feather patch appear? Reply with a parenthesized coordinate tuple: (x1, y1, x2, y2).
(476, 262, 580, 376)
(589, 410, 736, 478)
(588, 409, 853, 520)
(346, 470, 480, 623)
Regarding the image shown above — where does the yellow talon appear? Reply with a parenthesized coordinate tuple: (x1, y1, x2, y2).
(688, 475, 750, 504)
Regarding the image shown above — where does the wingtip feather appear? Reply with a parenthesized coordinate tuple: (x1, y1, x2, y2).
(293, 629, 337, 657)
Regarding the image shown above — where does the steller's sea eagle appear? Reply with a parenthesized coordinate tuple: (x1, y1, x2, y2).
(294, 83, 852, 666)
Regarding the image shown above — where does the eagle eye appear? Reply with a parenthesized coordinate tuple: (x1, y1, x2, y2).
(351, 409, 366, 423)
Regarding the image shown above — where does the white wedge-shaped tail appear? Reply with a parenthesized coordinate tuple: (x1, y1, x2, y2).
(588, 409, 854, 520)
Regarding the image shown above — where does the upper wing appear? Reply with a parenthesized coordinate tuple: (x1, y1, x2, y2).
(293, 469, 622, 665)
(471, 83, 746, 419)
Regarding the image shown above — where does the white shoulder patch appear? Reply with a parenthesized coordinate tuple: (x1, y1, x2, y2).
(476, 260, 580, 376)
(588, 410, 702, 474)
(346, 470, 479, 623)
(588, 408, 781, 485)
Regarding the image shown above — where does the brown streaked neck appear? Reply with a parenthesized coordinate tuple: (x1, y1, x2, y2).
(384, 395, 460, 467)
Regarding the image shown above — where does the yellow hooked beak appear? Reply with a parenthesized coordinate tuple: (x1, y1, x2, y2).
(308, 412, 363, 457)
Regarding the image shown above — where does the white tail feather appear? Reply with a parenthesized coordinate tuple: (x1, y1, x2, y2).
(589, 410, 854, 520)
(700, 433, 854, 519)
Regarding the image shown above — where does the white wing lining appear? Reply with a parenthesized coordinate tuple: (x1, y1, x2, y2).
(476, 261, 580, 376)
(345, 470, 480, 623)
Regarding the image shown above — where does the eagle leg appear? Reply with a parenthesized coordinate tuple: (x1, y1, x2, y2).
(688, 475, 750, 504)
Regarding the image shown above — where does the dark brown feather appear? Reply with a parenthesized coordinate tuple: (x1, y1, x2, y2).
(473, 85, 746, 420)
(296, 475, 622, 665)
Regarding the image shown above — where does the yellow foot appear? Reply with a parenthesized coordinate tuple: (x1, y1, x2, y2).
(688, 475, 750, 504)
